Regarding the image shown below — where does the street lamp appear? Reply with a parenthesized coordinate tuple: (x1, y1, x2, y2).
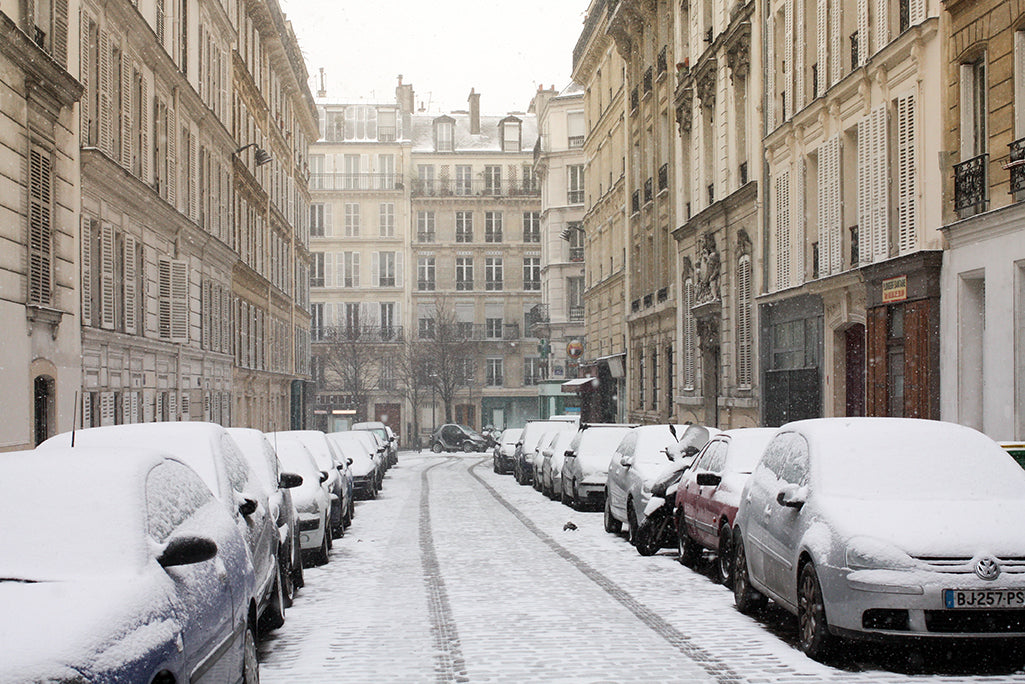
(235, 142, 272, 167)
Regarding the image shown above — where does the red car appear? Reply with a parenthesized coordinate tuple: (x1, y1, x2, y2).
(675, 428, 776, 585)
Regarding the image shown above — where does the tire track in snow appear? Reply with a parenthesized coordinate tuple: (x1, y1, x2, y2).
(421, 457, 470, 683)
(467, 457, 743, 684)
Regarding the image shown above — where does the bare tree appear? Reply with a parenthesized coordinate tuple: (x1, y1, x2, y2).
(318, 329, 379, 422)
(420, 297, 479, 424)
(393, 334, 432, 448)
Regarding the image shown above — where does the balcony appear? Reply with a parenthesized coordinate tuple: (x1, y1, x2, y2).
(1009, 137, 1025, 195)
(631, 190, 641, 214)
(954, 153, 988, 214)
(644, 177, 653, 204)
(455, 280, 474, 291)
(569, 247, 584, 262)
(631, 299, 641, 313)
(440, 322, 521, 341)
(568, 189, 584, 205)
(410, 178, 539, 198)
(417, 280, 436, 291)
(657, 287, 668, 303)
(569, 306, 585, 322)
(310, 173, 402, 192)
(525, 303, 550, 329)
(643, 67, 653, 94)
(417, 231, 436, 243)
(631, 87, 639, 111)
(657, 47, 668, 76)
(643, 293, 653, 308)
(313, 326, 405, 343)
(658, 163, 669, 191)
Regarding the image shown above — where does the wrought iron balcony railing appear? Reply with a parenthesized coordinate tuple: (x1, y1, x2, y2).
(310, 173, 403, 192)
(569, 306, 585, 322)
(657, 46, 668, 75)
(658, 163, 669, 191)
(569, 247, 584, 262)
(644, 177, 653, 204)
(313, 326, 405, 343)
(410, 178, 539, 198)
(643, 68, 653, 93)
(1009, 137, 1025, 195)
(631, 190, 641, 214)
(526, 303, 550, 328)
(954, 153, 988, 213)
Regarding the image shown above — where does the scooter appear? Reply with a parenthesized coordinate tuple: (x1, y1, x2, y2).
(633, 442, 699, 556)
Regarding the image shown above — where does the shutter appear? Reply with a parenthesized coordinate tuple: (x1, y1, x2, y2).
(124, 234, 137, 334)
(877, 0, 890, 50)
(28, 147, 53, 306)
(201, 279, 211, 349)
(784, 0, 793, 120)
(775, 170, 791, 290)
(98, 31, 113, 157)
(171, 259, 189, 343)
(766, 14, 775, 130)
(140, 71, 150, 183)
(53, 0, 69, 69)
(158, 257, 171, 339)
(817, 0, 828, 96)
(101, 391, 114, 426)
(352, 252, 360, 287)
(909, 0, 925, 25)
(396, 251, 404, 288)
(79, 12, 91, 143)
(736, 257, 753, 388)
(817, 136, 842, 276)
(222, 288, 231, 354)
(100, 222, 115, 329)
(866, 306, 888, 415)
(857, 115, 872, 267)
(169, 390, 177, 421)
(167, 105, 176, 206)
(871, 105, 889, 261)
(81, 216, 92, 324)
(190, 122, 199, 221)
(858, 0, 869, 65)
(121, 50, 132, 168)
(81, 392, 91, 429)
(130, 391, 139, 424)
(371, 252, 380, 287)
(831, 0, 842, 85)
(683, 279, 695, 390)
(795, 1, 805, 109)
(896, 92, 917, 255)
(212, 283, 222, 352)
(204, 391, 211, 422)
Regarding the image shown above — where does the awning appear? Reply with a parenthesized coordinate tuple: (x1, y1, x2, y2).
(561, 377, 597, 392)
(586, 352, 626, 378)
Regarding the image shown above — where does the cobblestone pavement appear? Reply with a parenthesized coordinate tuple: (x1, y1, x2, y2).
(259, 452, 1025, 683)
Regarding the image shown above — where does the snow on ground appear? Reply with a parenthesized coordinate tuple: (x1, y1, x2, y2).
(259, 450, 1025, 683)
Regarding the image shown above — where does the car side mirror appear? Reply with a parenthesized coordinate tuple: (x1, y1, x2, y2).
(238, 497, 258, 517)
(620, 454, 634, 467)
(347, 457, 353, 466)
(776, 484, 807, 508)
(319, 470, 329, 484)
(159, 536, 218, 568)
(695, 472, 721, 487)
(564, 450, 575, 458)
(279, 472, 303, 489)
(336, 464, 345, 471)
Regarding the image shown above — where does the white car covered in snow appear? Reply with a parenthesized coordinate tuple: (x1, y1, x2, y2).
(273, 436, 334, 566)
(560, 424, 637, 509)
(732, 417, 1025, 661)
(327, 432, 380, 499)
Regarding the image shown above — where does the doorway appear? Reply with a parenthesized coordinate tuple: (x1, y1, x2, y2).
(33, 375, 55, 446)
(845, 324, 866, 416)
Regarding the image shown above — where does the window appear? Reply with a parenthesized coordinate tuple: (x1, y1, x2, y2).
(523, 212, 540, 242)
(419, 316, 436, 339)
(311, 252, 325, 287)
(486, 358, 504, 386)
(684, 278, 696, 390)
(344, 203, 360, 236)
(456, 257, 474, 291)
(523, 357, 542, 385)
(27, 145, 54, 306)
(417, 256, 436, 291)
(343, 154, 361, 189)
(417, 165, 435, 195)
(325, 111, 345, 141)
(651, 349, 659, 411)
(311, 302, 324, 340)
(378, 108, 397, 141)
(342, 252, 360, 288)
(379, 203, 395, 237)
(377, 252, 396, 287)
(380, 302, 396, 338)
(567, 111, 585, 148)
(502, 120, 521, 151)
(568, 165, 585, 204)
(638, 351, 645, 410)
(568, 277, 584, 321)
(485, 257, 503, 291)
(345, 105, 377, 140)
(417, 211, 435, 242)
(377, 154, 395, 190)
(145, 462, 213, 543)
(484, 165, 501, 194)
(887, 306, 905, 417)
(568, 222, 585, 261)
(523, 257, 540, 291)
(737, 256, 753, 388)
(456, 165, 472, 195)
(961, 57, 987, 160)
(158, 257, 189, 342)
(521, 165, 537, 193)
(344, 302, 361, 336)
(484, 212, 503, 242)
(456, 211, 473, 242)
(485, 317, 503, 339)
(310, 203, 328, 237)
(435, 118, 454, 151)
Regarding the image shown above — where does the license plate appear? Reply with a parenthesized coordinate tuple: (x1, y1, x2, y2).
(943, 589, 1025, 609)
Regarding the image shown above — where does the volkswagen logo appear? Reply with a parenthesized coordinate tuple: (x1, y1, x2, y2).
(974, 556, 1001, 581)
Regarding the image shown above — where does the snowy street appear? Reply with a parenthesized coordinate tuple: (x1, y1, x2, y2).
(259, 451, 1025, 683)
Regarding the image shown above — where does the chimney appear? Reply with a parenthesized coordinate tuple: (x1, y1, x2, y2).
(396, 74, 415, 130)
(317, 68, 326, 98)
(468, 88, 480, 135)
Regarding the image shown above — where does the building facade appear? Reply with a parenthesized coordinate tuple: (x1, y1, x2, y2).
(940, 0, 1025, 440)
(0, 1, 83, 450)
(572, 0, 630, 423)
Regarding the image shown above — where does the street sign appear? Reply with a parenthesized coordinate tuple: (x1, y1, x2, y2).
(566, 340, 584, 359)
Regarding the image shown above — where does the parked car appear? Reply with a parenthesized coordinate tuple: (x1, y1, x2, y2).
(273, 437, 333, 566)
(1000, 441, 1025, 470)
(560, 424, 637, 509)
(675, 428, 776, 584)
(328, 432, 380, 499)
(513, 417, 579, 485)
(493, 427, 523, 474)
(531, 427, 567, 491)
(540, 429, 579, 499)
(352, 420, 398, 466)
(227, 427, 305, 606)
(333, 430, 387, 491)
(41, 422, 284, 637)
(271, 430, 353, 537)
(0, 446, 258, 683)
(605, 424, 711, 545)
(430, 423, 490, 453)
(732, 418, 1025, 661)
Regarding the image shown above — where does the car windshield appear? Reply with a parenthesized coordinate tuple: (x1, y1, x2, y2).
(815, 423, 1025, 500)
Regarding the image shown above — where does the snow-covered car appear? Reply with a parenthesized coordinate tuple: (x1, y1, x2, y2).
(732, 418, 1025, 661)
(328, 432, 380, 499)
(513, 417, 579, 485)
(271, 430, 353, 537)
(430, 423, 489, 453)
(675, 427, 776, 584)
(41, 422, 284, 637)
(333, 430, 386, 492)
(228, 427, 305, 608)
(540, 428, 579, 499)
(352, 420, 398, 466)
(274, 437, 334, 566)
(604, 424, 710, 544)
(0, 446, 258, 683)
(492, 427, 522, 473)
(1000, 441, 1025, 470)
(560, 424, 637, 509)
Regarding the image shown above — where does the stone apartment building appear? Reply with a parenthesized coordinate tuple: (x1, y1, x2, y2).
(940, 0, 1025, 441)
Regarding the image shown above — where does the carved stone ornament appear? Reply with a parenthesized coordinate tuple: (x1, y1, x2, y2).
(676, 89, 694, 135)
(696, 62, 717, 106)
(695, 232, 721, 304)
(680, 255, 694, 282)
(726, 37, 750, 81)
(736, 228, 752, 258)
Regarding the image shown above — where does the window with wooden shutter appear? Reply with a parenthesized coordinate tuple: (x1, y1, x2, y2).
(81, 392, 91, 429)
(870, 105, 889, 261)
(817, 136, 842, 277)
(158, 257, 172, 339)
(100, 222, 115, 328)
(201, 279, 211, 349)
(877, 0, 891, 49)
(857, 0, 869, 66)
(896, 92, 917, 255)
(98, 31, 114, 158)
(169, 390, 177, 421)
(817, 0, 829, 96)
(784, 0, 793, 121)
(166, 105, 176, 206)
(80, 12, 92, 144)
(189, 123, 199, 221)
(171, 259, 189, 343)
(775, 170, 792, 290)
(737, 256, 753, 388)
(80, 216, 92, 323)
(795, 0, 805, 109)
(28, 146, 53, 306)
(684, 278, 696, 390)
(101, 391, 114, 426)
(123, 234, 137, 334)
(766, 14, 776, 130)
(831, 0, 842, 85)
(120, 50, 132, 168)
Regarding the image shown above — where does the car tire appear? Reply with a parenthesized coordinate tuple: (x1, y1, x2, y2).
(331, 502, 344, 539)
(676, 511, 702, 566)
(292, 540, 305, 589)
(603, 493, 622, 534)
(313, 526, 330, 566)
(280, 554, 295, 609)
(462, 441, 475, 453)
(493, 458, 500, 473)
(342, 502, 352, 530)
(242, 621, 260, 684)
(258, 564, 286, 636)
(634, 517, 661, 556)
(732, 532, 767, 614)
(431, 442, 443, 453)
(626, 499, 639, 545)
(714, 524, 733, 587)
(798, 562, 835, 661)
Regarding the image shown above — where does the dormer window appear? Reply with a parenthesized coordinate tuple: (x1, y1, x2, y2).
(344, 105, 377, 140)
(378, 108, 397, 141)
(501, 117, 522, 152)
(434, 116, 455, 151)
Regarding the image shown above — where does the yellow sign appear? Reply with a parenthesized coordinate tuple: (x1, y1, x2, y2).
(882, 275, 907, 304)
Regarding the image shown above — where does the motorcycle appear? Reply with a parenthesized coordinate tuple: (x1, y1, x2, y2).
(633, 442, 699, 557)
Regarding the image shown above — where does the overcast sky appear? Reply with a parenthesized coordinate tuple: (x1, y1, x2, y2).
(278, 0, 589, 115)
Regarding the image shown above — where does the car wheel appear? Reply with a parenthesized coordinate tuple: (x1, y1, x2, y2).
(603, 493, 622, 533)
(315, 526, 330, 566)
(292, 541, 305, 589)
(258, 564, 286, 636)
(626, 498, 638, 545)
(798, 562, 835, 661)
(331, 502, 344, 539)
(493, 457, 500, 473)
(634, 517, 661, 556)
(342, 502, 352, 530)
(280, 553, 295, 609)
(732, 532, 767, 614)
(242, 622, 259, 684)
(676, 512, 702, 566)
(431, 442, 443, 453)
(462, 441, 475, 453)
(714, 524, 733, 587)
